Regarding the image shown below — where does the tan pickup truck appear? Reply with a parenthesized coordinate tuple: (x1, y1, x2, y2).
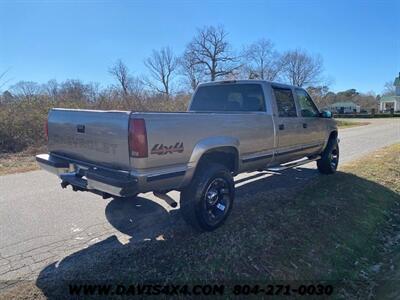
(36, 80, 339, 231)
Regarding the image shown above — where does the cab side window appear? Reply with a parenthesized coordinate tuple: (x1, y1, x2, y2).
(273, 87, 297, 117)
(295, 89, 320, 117)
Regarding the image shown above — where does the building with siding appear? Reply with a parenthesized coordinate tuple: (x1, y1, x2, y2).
(328, 101, 361, 114)
(380, 72, 400, 112)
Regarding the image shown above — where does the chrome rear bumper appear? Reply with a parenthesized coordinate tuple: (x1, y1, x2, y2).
(36, 154, 138, 197)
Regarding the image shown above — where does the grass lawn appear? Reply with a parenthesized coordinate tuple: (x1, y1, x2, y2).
(0, 152, 38, 176)
(336, 119, 370, 129)
(2, 144, 400, 299)
(0, 147, 45, 176)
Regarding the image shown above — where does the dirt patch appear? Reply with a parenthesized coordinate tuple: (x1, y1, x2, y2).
(0, 147, 44, 176)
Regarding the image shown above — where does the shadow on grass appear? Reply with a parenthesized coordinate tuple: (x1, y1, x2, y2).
(35, 168, 400, 299)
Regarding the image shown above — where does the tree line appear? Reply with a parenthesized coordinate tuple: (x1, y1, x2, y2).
(104, 25, 326, 96)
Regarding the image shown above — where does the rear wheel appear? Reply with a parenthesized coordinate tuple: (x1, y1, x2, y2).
(180, 163, 234, 231)
(317, 138, 339, 174)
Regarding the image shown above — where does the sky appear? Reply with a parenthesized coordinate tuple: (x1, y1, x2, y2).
(0, 0, 399, 94)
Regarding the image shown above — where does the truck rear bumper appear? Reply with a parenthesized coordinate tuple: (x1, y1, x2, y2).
(36, 154, 138, 197)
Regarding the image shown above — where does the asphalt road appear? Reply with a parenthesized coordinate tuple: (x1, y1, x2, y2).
(0, 118, 399, 281)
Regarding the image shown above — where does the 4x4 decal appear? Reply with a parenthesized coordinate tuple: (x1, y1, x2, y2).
(151, 142, 184, 155)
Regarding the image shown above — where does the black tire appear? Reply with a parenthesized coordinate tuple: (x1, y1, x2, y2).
(317, 138, 339, 174)
(180, 163, 235, 231)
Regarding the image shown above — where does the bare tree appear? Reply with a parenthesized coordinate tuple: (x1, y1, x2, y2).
(43, 79, 59, 100)
(86, 82, 100, 103)
(58, 79, 89, 102)
(144, 46, 178, 97)
(108, 59, 131, 96)
(108, 59, 145, 108)
(9, 81, 42, 99)
(1, 90, 13, 103)
(241, 39, 281, 80)
(280, 49, 323, 87)
(306, 85, 330, 108)
(184, 25, 239, 81)
(382, 81, 395, 96)
(179, 50, 206, 91)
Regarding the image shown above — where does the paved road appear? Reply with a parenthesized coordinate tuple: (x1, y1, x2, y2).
(0, 118, 399, 281)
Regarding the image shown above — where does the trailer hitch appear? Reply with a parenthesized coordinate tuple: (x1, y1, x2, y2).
(61, 179, 115, 200)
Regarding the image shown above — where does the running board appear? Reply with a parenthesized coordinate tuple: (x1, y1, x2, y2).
(267, 156, 321, 172)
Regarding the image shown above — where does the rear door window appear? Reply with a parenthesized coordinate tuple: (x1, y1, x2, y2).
(190, 84, 266, 112)
(272, 87, 298, 117)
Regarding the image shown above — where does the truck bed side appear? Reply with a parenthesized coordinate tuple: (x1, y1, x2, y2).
(132, 111, 275, 192)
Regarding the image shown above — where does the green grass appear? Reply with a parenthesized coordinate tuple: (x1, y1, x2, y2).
(336, 119, 370, 128)
(2, 144, 400, 299)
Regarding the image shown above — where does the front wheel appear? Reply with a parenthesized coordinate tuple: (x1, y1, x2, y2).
(317, 138, 339, 174)
(180, 163, 234, 231)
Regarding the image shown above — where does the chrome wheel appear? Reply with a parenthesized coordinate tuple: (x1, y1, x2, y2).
(181, 163, 235, 231)
(202, 178, 232, 227)
(317, 138, 339, 174)
(330, 145, 339, 169)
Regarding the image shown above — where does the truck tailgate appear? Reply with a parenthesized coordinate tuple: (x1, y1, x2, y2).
(47, 109, 131, 170)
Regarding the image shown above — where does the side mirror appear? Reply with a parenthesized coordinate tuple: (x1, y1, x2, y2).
(320, 110, 332, 118)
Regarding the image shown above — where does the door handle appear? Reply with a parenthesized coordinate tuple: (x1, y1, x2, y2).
(279, 124, 285, 130)
(303, 123, 307, 129)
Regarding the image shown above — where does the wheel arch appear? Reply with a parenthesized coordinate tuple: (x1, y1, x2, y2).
(329, 130, 338, 141)
(180, 136, 240, 187)
(322, 130, 338, 151)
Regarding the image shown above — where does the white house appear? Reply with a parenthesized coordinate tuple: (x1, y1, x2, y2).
(380, 72, 400, 112)
(328, 101, 361, 114)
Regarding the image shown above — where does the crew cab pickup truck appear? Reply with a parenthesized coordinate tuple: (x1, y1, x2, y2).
(36, 80, 339, 231)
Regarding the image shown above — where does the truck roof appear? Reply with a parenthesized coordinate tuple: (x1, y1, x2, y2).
(197, 79, 295, 90)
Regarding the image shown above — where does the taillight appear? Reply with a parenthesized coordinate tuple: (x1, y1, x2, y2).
(129, 118, 148, 158)
(45, 119, 48, 141)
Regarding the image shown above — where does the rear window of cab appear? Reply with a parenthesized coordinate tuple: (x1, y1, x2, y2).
(190, 84, 266, 112)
